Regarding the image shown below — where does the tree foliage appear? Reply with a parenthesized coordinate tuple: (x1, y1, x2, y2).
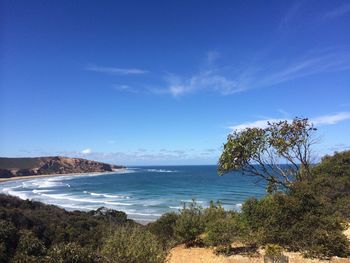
(218, 118, 317, 188)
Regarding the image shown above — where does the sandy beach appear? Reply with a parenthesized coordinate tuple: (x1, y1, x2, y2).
(0, 170, 118, 183)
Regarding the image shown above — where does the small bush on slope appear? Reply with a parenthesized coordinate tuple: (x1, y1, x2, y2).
(147, 212, 179, 249)
(173, 201, 204, 246)
(101, 225, 165, 263)
(0, 220, 19, 263)
(46, 242, 101, 263)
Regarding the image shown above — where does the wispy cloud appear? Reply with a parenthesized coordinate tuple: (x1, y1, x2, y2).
(312, 112, 350, 125)
(113, 84, 138, 93)
(206, 51, 221, 64)
(258, 48, 350, 87)
(278, 2, 303, 30)
(324, 4, 350, 19)
(87, 65, 149, 75)
(158, 47, 350, 97)
(158, 70, 245, 97)
(328, 143, 350, 152)
(229, 112, 350, 132)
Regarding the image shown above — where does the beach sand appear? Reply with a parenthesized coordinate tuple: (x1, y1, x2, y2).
(0, 171, 118, 183)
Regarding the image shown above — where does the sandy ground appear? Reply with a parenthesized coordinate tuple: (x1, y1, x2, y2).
(0, 171, 117, 183)
(167, 246, 350, 263)
(167, 226, 350, 263)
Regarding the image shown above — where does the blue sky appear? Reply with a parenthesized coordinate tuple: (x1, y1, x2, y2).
(1, 0, 350, 165)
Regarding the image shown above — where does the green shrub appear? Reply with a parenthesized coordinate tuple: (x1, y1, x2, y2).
(214, 245, 232, 256)
(290, 214, 349, 258)
(101, 225, 165, 263)
(203, 216, 237, 246)
(0, 219, 19, 262)
(147, 212, 179, 249)
(174, 201, 204, 246)
(46, 242, 100, 263)
(299, 150, 350, 220)
(241, 193, 350, 258)
(201, 201, 226, 225)
(88, 207, 128, 224)
(11, 253, 44, 263)
(265, 244, 283, 258)
(15, 230, 46, 257)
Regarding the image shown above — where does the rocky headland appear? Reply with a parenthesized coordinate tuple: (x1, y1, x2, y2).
(0, 156, 124, 178)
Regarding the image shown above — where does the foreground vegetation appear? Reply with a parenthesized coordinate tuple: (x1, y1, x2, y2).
(149, 153, 350, 258)
(1, 151, 350, 262)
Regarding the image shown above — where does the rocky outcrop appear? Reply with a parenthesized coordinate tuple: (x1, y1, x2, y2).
(0, 156, 124, 178)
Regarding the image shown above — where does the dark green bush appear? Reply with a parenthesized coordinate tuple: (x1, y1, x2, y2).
(0, 219, 19, 262)
(297, 150, 350, 220)
(174, 201, 204, 246)
(46, 242, 100, 263)
(15, 230, 46, 257)
(264, 244, 283, 258)
(101, 225, 165, 263)
(214, 245, 232, 256)
(0, 194, 131, 262)
(241, 193, 350, 257)
(203, 216, 237, 246)
(147, 212, 179, 249)
(11, 253, 44, 263)
(201, 201, 226, 225)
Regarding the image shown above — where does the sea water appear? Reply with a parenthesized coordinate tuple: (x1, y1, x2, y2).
(0, 166, 266, 222)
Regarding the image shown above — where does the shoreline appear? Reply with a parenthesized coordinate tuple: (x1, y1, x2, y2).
(0, 169, 124, 183)
(0, 168, 153, 225)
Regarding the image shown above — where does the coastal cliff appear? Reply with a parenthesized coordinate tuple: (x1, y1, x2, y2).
(0, 156, 124, 178)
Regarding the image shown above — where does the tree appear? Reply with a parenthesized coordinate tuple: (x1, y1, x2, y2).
(218, 118, 317, 189)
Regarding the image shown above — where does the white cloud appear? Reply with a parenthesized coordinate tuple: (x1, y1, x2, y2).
(81, 148, 92, 154)
(312, 112, 350, 125)
(86, 65, 148, 75)
(229, 118, 285, 132)
(58, 147, 220, 165)
(161, 70, 244, 97)
(229, 112, 350, 132)
(324, 4, 350, 19)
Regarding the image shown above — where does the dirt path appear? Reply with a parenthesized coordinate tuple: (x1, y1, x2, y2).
(167, 224, 350, 263)
(167, 245, 350, 263)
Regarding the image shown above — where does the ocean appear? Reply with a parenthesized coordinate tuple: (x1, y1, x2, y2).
(0, 165, 267, 222)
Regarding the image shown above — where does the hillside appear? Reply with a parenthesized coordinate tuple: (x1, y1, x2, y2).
(0, 194, 135, 262)
(0, 156, 124, 178)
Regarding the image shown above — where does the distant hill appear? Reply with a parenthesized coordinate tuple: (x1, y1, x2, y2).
(0, 156, 124, 178)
